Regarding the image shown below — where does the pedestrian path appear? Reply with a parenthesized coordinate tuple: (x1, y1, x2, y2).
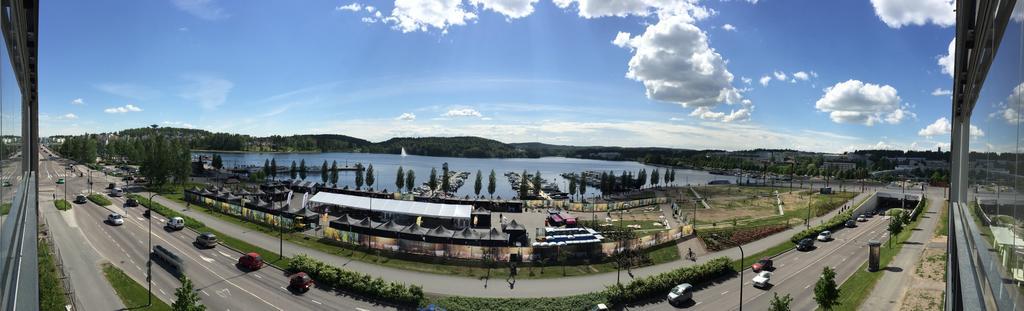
(140, 190, 871, 297)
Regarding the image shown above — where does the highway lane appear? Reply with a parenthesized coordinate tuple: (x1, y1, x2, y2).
(636, 210, 891, 310)
(45, 155, 392, 311)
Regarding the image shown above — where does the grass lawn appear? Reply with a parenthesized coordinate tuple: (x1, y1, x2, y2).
(179, 194, 681, 279)
(87, 193, 112, 206)
(830, 198, 928, 311)
(101, 263, 172, 311)
(54, 199, 72, 211)
(38, 238, 68, 311)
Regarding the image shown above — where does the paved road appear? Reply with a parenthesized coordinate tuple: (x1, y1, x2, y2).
(42, 151, 391, 311)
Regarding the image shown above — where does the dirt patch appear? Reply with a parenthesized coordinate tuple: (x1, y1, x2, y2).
(899, 289, 944, 311)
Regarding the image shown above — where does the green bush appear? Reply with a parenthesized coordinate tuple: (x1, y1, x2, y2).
(54, 199, 72, 211)
(289, 254, 424, 305)
(87, 194, 112, 206)
(604, 257, 733, 305)
(127, 194, 204, 229)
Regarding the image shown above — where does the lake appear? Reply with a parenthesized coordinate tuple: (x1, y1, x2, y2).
(195, 151, 722, 198)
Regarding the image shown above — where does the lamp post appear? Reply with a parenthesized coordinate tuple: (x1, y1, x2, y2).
(147, 192, 156, 307)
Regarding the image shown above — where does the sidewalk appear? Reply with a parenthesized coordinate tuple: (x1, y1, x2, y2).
(141, 190, 872, 297)
(860, 193, 941, 310)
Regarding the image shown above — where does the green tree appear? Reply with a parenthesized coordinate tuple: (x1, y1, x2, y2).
(171, 275, 205, 311)
(519, 170, 529, 199)
(488, 169, 496, 198)
(427, 167, 438, 192)
(270, 158, 277, 180)
(396, 166, 405, 193)
(568, 173, 577, 200)
(532, 170, 542, 196)
(474, 170, 483, 197)
(366, 164, 375, 190)
(405, 170, 416, 193)
(814, 266, 840, 310)
(769, 292, 793, 311)
(441, 162, 450, 194)
(320, 160, 328, 184)
(290, 161, 297, 180)
(299, 159, 307, 180)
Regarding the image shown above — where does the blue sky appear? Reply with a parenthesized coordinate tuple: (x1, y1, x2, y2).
(39, 0, 988, 152)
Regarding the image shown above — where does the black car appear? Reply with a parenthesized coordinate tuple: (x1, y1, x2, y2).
(125, 198, 139, 207)
(845, 220, 857, 228)
(797, 238, 815, 251)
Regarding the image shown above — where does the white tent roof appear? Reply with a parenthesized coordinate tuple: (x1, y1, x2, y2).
(310, 192, 472, 220)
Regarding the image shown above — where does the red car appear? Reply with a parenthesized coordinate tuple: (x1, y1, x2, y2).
(751, 258, 773, 272)
(237, 252, 264, 271)
(289, 272, 314, 293)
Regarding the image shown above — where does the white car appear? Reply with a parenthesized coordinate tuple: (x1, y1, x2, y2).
(107, 213, 124, 226)
(667, 283, 693, 305)
(752, 271, 772, 289)
(817, 230, 832, 241)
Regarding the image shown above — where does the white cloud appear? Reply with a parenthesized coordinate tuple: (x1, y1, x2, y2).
(71, 98, 84, 105)
(442, 108, 483, 117)
(469, 0, 539, 19)
(180, 75, 234, 110)
(171, 0, 229, 20)
(383, 0, 478, 33)
(931, 88, 952, 96)
(57, 113, 78, 120)
(938, 38, 954, 78)
(759, 76, 771, 86)
(104, 104, 143, 114)
(773, 71, 787, 81)
(792, 71, 810, 81)
(396, 112, 417, 121)
(722, 23, 736, 31)
(613, 13, 746, 110)
(814, 79, 907, 126)
(869, 0, 954, 28)
(740, 77, 752, 85)
(337, 2, 363, 11)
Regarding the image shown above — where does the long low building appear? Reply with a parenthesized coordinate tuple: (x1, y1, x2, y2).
(310, 191, 474, 228)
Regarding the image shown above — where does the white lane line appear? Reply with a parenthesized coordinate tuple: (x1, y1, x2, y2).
(311, 300, 322, 305)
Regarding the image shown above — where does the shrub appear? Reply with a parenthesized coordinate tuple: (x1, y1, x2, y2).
(87, 194, 112, 206)
(289, 254, 424, 306)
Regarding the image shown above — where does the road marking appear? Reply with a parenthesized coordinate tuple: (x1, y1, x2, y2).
(311, 300, 322, 305)
(721, 291, 729, 295)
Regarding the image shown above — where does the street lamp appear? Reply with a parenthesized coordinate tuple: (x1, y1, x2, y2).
(147, 192, 156, 307)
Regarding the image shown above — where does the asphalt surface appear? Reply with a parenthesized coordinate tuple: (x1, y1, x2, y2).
(40, 149, 391, 311)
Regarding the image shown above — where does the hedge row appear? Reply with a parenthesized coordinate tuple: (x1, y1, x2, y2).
(289, 254, 424, 306)
(791, 208, 856, 244)
(87, 194, 112, 206)
(127, 194, 205, 230)
(604, 256, 733, 304)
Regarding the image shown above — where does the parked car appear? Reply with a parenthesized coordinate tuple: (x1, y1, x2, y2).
(110, 188, 124, 197)
(195, 233, 218, 249)
(797, 238, 815, 251)
(166, 217, 185, 231)
(752, 271, 773, 289)
(237, 252, 264, 271)
(288, 272, 314, 293)
(845, 220, 857, 228)
(74, 194, 87, 204)
(751, 258, 773, 272)
(107, 213, 124, 226)
(817, 230, 832, 241)
(667, 283, 693, 305)
(56, 178, 65, 184)
(125, 198, 139, 207)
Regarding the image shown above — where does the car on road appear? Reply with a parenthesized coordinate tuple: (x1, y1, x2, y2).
(110, 188, 124, 197)
(74, 194, 87, 204)
(817, 230, 832, 241)
(845, 220, 857, 228)
(797, 238, 815, 251)
(752, 271, 773, 289)
(194, 233, 218, 249)
(56, 178, 64, 184)
(237, 252, 264, 271)
(166, 217, 185, 231)
(124, 198, 139, 207)
(857, 215, 867, 222)
(666, 283, 693, 305)
(107, 213, 124, 226)
(751, 258, 773, 272)
(288, 272, 314, 293)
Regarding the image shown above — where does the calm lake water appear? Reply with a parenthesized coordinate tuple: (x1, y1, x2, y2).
(196, 151, 721, 198)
